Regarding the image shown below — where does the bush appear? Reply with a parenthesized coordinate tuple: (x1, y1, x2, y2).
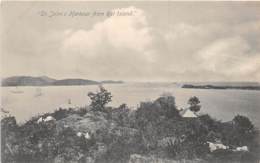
(229, 115, 256, 146)
(52, 108, 70, 120)
(2, 95, 260, 163)
(1, 115, 96, 163)
(75, 107, 88, 116)
(233, 115, 254, 132)
(96, 131, 146, 163)
(135, 96, 180, 127)
(188, 96, 201, 113)
(111, 104, 132, 127)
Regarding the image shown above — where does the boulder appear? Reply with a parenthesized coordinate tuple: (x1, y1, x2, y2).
(235, 146, 248, 152)
(44, 116, 56, 122)
(37, 117, 43, 123)
(207, 141, 229, 152)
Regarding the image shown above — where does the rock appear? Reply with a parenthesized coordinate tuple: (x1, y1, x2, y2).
(37, 117, 43, 123)
(71, 112, 110, 134)
(44, 116, 56, 122)
(56, 114, 84, 131)
(207, 141, 229, 152)
(85, 132, 91, 139)
(77, 132, 83, 137)
(234, 146, 249, 152)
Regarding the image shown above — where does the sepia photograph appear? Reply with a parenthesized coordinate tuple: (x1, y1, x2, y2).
(1, 1, 260, 163)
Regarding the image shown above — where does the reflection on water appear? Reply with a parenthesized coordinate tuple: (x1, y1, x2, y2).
(1, 83, 260, 128)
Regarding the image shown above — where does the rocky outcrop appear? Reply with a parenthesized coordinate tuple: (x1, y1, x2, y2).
(56, 112, 109, 134)
(55, 111, 141, 162)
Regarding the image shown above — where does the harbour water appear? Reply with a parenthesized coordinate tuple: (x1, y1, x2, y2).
(1, 83, 260, 128)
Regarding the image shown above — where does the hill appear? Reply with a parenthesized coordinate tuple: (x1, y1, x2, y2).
(1, 76, 55, 86)
(1, 76, 123, 87)
(182, 84, 260, 91)
(101, 80, 124, 84)
(52, 79, 99, 86)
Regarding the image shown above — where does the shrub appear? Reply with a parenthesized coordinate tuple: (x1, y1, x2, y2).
(52, 108, 70, 120)
(154, 96, 180, 118)
(75, 107, 88, 116)
(188, 96, 201, 113)
(1, 115, 96, 163)
(233, 115, 254, 132)
(135, 96, 180, 127)
(111, 104, 131, 127)
(96, 131, 146, 163)
(229, 115, 256, 146)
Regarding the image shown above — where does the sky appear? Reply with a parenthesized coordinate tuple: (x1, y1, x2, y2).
(1, 1, 260, 82)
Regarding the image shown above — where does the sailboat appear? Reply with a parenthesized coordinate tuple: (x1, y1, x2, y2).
(68, 99, 72, 104)
(11, 87, 24, 94)
(34, 87, 43, 97)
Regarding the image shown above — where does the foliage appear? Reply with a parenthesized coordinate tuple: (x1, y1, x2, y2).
(88, 85, 112, 111)
(188, 96, 201, 113)
(1, 92, 260, 163)
(233, 115, 254, 132)
(111, 104, 134, 127)
(227, 115, 256, 146)
(96, 131, 146, 163)
(135, 96, 180, 129)
(1, 116, 96, 163)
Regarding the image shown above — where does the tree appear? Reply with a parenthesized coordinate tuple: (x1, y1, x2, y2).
(233, 115, 254, 132)
(188, 96, 201, 113)
(230, 115, 255, 146)
(88, 85, 112, 111)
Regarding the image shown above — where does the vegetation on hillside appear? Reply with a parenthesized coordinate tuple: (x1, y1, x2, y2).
(182, 84, 260, 91)
(1, 86, 259, 163)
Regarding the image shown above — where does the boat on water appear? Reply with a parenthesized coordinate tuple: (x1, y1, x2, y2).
(68, 99, 72, 104)
(11, 87, 24, 94)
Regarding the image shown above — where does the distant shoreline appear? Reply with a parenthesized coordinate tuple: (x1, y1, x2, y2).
(182, 84, 260, 91)
(1, 76, 124, 87)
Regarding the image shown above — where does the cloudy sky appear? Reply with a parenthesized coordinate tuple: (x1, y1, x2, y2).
(1, 1, 260, 81)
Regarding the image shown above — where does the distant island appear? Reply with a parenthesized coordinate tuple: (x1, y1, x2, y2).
(101, 80, 124, 84)
(182, 84, 260, 91)
(1, 76, 124, 87)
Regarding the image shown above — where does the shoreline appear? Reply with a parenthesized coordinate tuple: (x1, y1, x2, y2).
(182, 84, 260, 91)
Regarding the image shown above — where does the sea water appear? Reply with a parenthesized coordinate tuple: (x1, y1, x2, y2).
(1, 83, 260, 129)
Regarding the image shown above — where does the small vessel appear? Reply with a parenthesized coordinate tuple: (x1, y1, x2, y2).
(68, 99, 72, 104)
(11, 87, 24, 94)
(34, 88, 43, 97)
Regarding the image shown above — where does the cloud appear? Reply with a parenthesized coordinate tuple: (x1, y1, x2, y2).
(2, 3, 260, 81)
(58, 6, 157, 80)
(138, 19, 260, 81)
(197, 36, 260, 79)
(62, 6, 152, 56)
